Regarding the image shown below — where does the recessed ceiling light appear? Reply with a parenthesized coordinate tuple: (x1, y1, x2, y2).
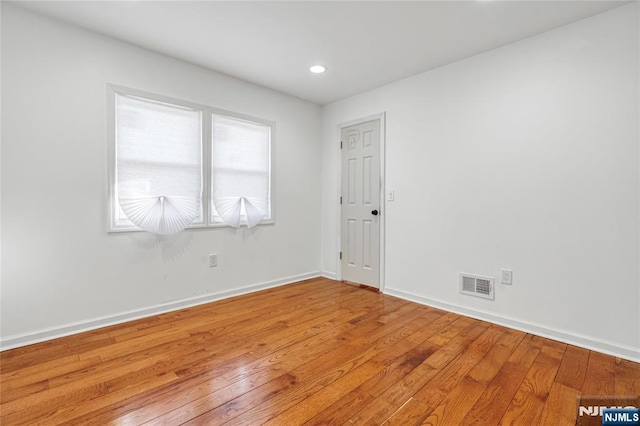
(310, 65, 327, 74)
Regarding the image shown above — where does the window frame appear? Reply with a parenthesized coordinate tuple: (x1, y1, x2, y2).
(107, 84, 275, 233)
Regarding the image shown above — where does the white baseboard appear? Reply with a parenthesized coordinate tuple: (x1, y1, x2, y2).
(321, 271, 337, 280)
(0, 272, 322, 351)
(383, 287, 640, 363)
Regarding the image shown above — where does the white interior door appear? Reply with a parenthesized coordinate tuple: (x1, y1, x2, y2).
(341, 119, 381, 288)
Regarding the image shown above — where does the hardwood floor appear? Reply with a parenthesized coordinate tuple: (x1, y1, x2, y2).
(1, 278, 638, 425)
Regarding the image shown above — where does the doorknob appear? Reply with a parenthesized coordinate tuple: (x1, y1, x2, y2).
(371, 209, 379, 216)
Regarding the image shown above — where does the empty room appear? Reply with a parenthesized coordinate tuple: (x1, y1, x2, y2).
(1, 0, 639, 424)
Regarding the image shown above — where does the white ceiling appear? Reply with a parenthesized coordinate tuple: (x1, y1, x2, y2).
(12, 1, 630, 105)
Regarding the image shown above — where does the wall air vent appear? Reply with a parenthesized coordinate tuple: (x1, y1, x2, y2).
(459, 273, 495, 300)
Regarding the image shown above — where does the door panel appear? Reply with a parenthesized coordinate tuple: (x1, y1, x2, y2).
(347, 219, 356, 266)
(363, 156, 373, 205)
(341, 119, 380, 288)
(363, 220, 373, 269)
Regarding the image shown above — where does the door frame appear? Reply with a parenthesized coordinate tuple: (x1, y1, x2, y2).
(336, 112, 386, 292)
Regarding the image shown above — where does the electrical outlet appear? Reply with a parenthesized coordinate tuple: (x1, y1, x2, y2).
(209, 254, 218, 268)
(501, 269, 512, 285)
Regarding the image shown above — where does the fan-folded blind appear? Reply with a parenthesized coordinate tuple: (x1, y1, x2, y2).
(116, 94, 202, 234)
(211, 114, 271, 228)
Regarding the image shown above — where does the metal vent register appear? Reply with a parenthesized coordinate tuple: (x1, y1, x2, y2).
(460, 273, 495, 300)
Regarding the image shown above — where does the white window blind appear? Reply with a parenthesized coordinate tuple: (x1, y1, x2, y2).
(115, 93, 203, 234)
(211, 114, 271, 228)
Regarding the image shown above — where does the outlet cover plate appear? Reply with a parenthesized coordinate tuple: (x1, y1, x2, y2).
(501, 269, 512, 285)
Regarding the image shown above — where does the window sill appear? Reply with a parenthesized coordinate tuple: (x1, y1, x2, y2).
(108, 219, 274, 234)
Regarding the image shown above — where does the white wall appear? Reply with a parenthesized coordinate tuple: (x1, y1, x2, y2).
(1, 4, 322, 345)
(322, 4, 640, 360)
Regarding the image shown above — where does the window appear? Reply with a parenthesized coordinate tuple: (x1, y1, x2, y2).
(108, 85, 273, 233)
(210, 114, 272, 227)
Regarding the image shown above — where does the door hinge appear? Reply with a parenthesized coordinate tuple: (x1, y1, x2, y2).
(340, 141, 343, 149)
(340, 196, 342, 204)
(339, 252, 342, 260)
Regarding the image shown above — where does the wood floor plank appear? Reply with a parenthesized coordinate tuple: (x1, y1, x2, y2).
(260, 361, 384, 426)
(421, 376, 486, 426)
(554, 345, 589, 391)
(115, 325, 369, 423)
(413, 325, 505, 407)
(499, 346, 565, 425)
(138, 299, 418, 425)
(13, 370, 179, 426)
(582, 351, 615, 397)
(0, 379, 49, 404)
(615, 358, 640, 396)
(1, 352, 167, 417)
(66, 352, 259, 426)
(0, 341, 78, 374)
(539, 382, 580, 426)
(419, 328, 527, 425)
(507, 335, 542, 369)
(347, 322, 489, 425)
(258, 313, 448, 424)
(1, 354, 91, 394)
(303, 340, 441, 425)
(461, 361, 528, 425)
(212, 304, 432, 425)
(466, 327, 526, 385)
(0, 278, 637, 426)
(383, 397, 430, 426)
